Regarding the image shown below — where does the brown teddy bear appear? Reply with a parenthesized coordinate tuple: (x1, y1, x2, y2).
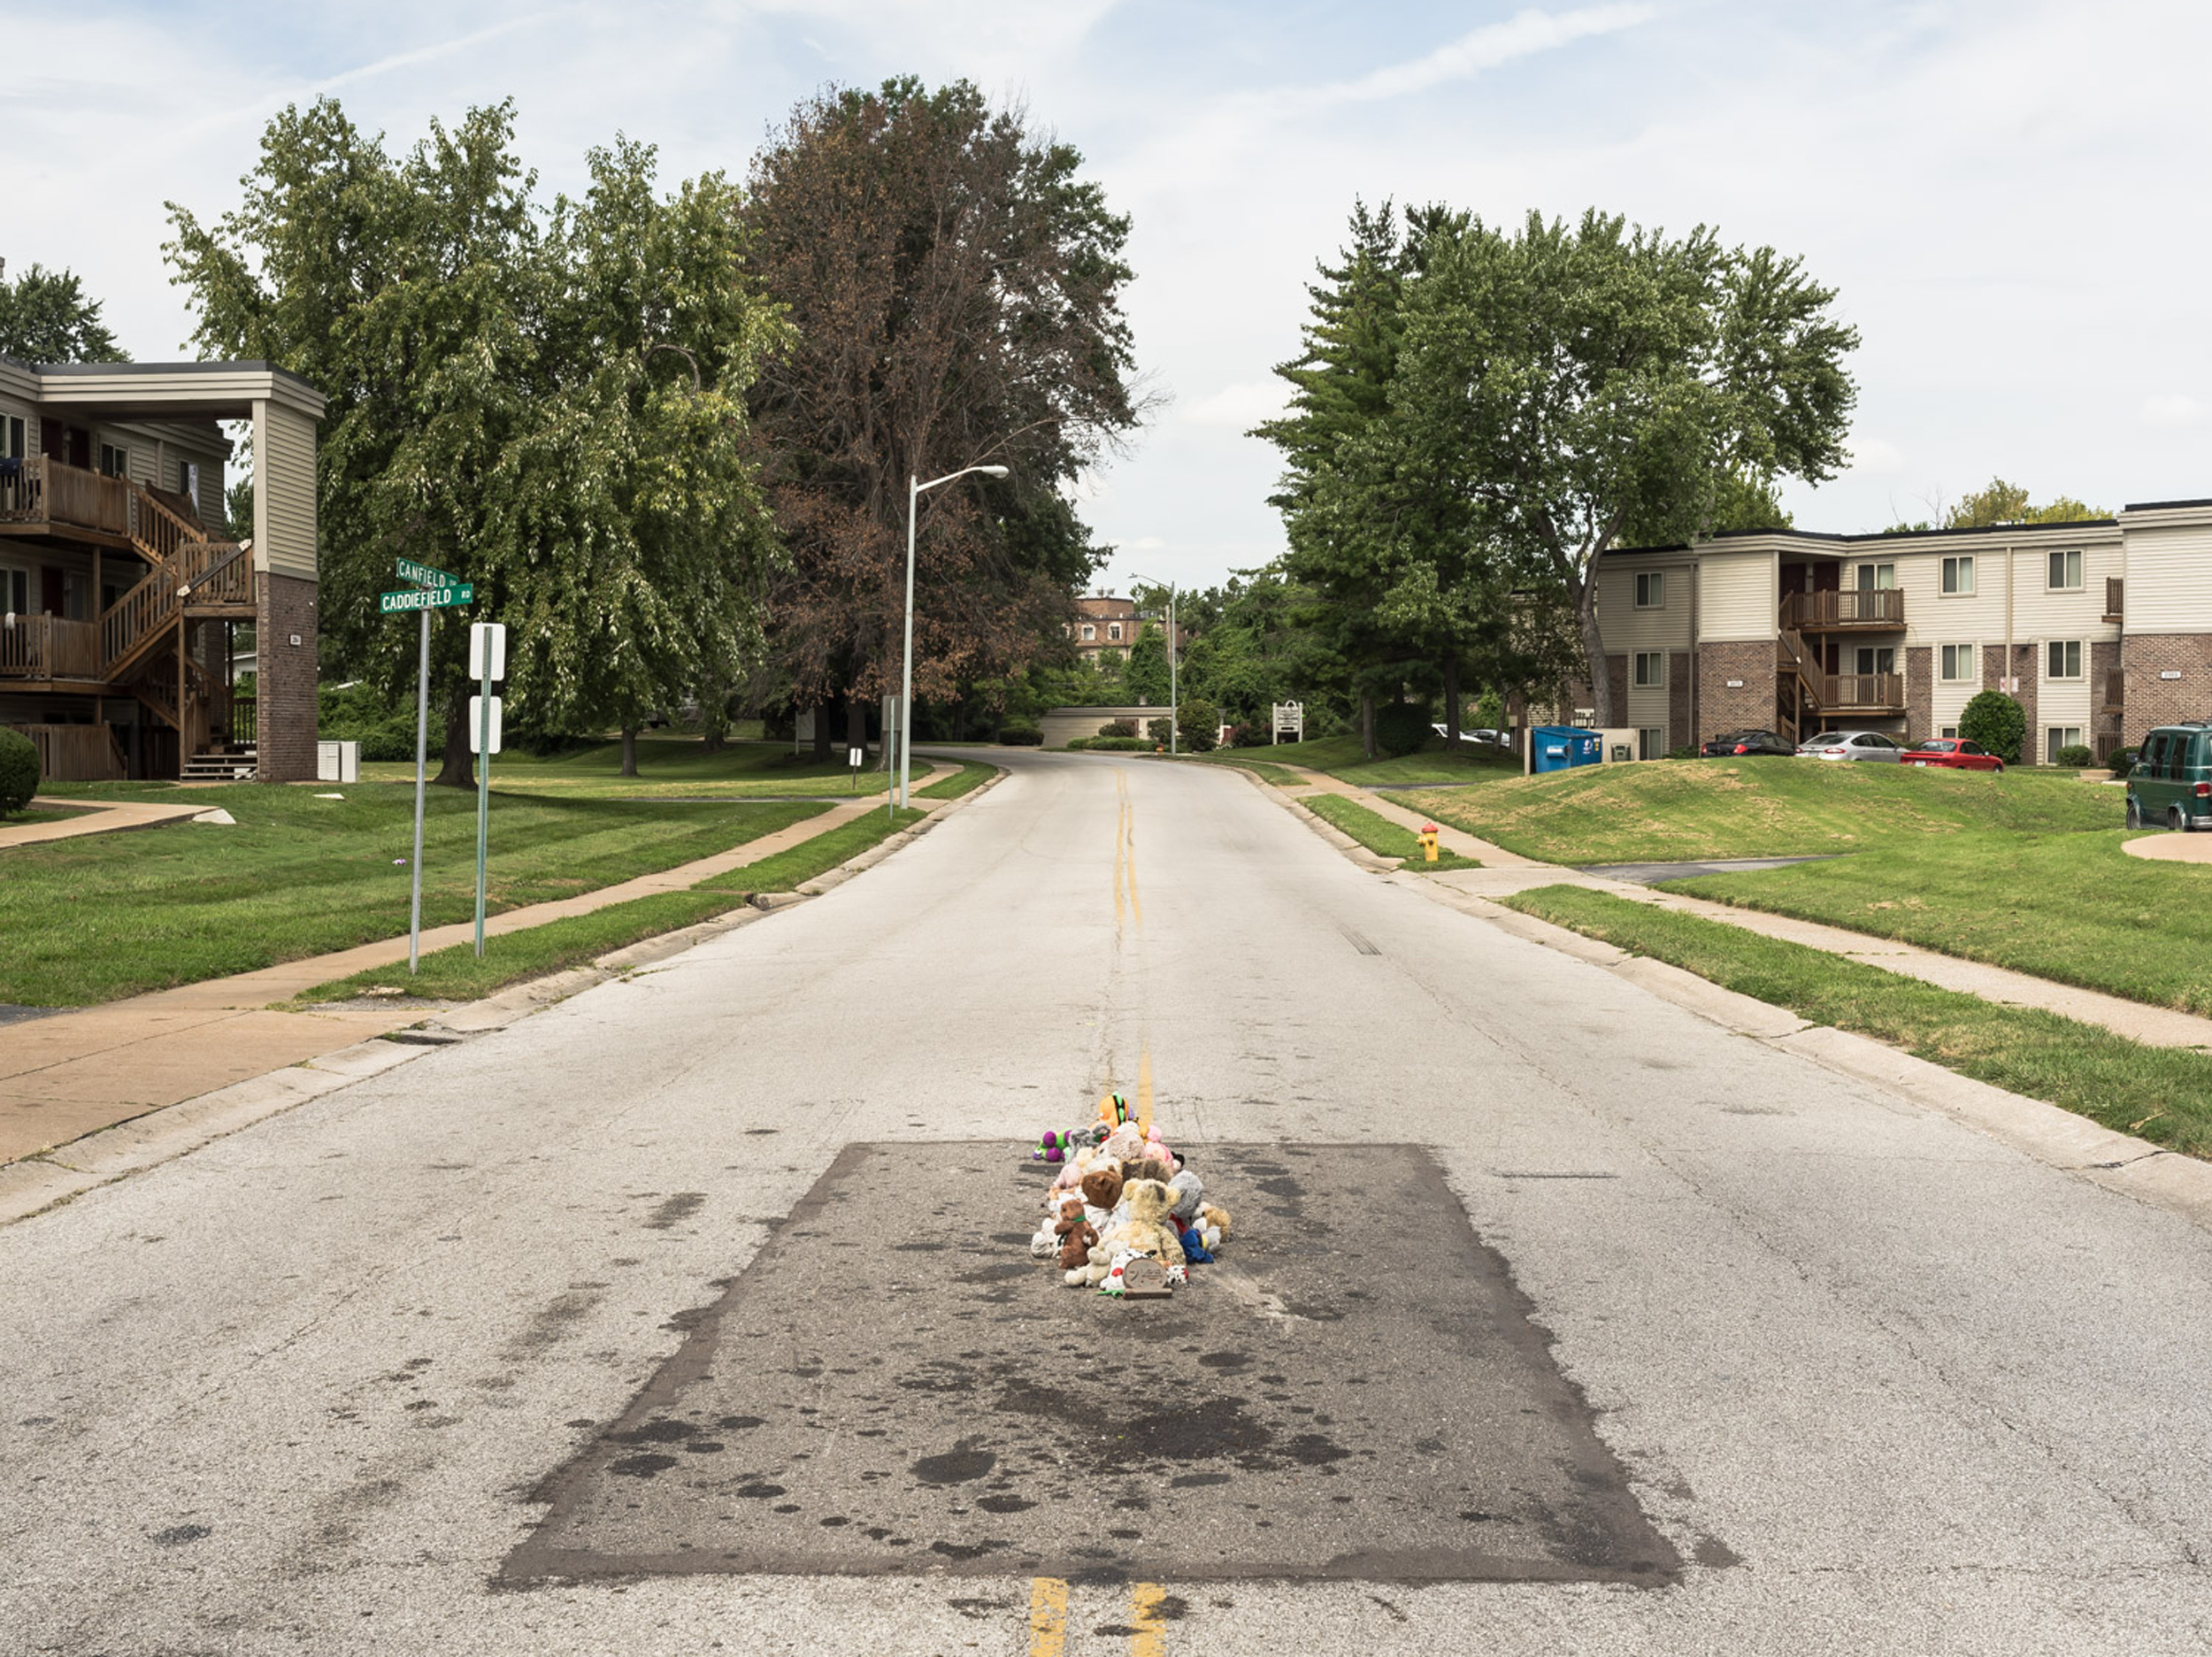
(1079, 1162, 1124, 1212)
(1053, 1198, 1098, 1271)
(1095, 1178, 1182, 1270)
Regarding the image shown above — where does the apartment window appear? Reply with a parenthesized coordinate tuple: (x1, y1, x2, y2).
(1079, 624, 1095, 641)
(1, 566, 27, 615)
(1855, 562, 1896, 591)
(1940, 555, 1975, 595)
(1939, 725, 1959, 740)
(1855, 645, 1896, 677)
(1634, 572, 1664, 609)
(2047, 548, 2084, 591)
(1638, 727, 1665, 760)
(1108, 622, 1123, 642)
(2046, 640, 2083, 680)
(1632, 651, 1666, 688)
(97, 441, 128, 479)
(2046, 726, 2085, 764)
(1939, 643, 1978, 683)
(2, 415, 23, 460)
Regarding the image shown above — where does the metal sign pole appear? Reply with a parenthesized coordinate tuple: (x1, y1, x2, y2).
(473, 658, 491, 958)
(408, 607, 429, 973)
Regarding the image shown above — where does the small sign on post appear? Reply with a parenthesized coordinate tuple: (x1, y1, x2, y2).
(380, 584, 472, 614)
(848, 745, 864, 796)
(470, 622, 507, 961)
(467, 694, 503, 754)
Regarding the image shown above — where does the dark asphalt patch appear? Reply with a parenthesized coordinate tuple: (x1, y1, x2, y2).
(505, 1142, 1678, 1585)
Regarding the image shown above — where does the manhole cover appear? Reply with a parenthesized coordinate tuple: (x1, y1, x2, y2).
(506, 1141, 1678, 1585)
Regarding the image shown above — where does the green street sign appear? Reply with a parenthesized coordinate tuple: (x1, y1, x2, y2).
(396, 556, 460, 588)
(380, 584, 472, 614)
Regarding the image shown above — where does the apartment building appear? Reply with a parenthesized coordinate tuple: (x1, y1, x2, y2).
(1588, 500, 2212, 763)
(0, 357, 326, 781)
(1069, 595, 1182, 664)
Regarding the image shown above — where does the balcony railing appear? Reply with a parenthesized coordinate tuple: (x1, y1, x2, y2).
(2103, 669, 2124, 711)
(1814, 671, 1905, 712)
(0, 613, 102, 680)
(0, 455, 134, 540)
(1781, 588, 1907, 631)
(2105, 576, 2124, 622)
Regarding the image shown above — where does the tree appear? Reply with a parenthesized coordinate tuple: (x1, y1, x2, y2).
(741, 78, 1141, 755)
(1383, 210, 1857, 725)
(1885, 477, 2108, 535)
(167, 101, 786, 784)
(0, 261, 125, 363)
(1125, 623, 1171, 705)
(1958, 688, 2024, 765)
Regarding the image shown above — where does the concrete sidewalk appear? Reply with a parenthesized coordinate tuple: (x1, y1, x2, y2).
(0, 764, 964, 1165)
(1273, 763, 2212, 1055)
(1, 796, 212, 847)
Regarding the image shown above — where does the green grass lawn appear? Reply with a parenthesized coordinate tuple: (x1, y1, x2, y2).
(1190, 733, 1522, 788)
(1300, 792, 1479, 871)
(916, 762, 998, 800)
(1502, 884, 2212, 1160)
(5, 804, 95, 825)
(1404, 757, 2116, 864)
(299, 807, 926, 1006)
(0, 784, 826, 1007)
(357, 736, 910, 799)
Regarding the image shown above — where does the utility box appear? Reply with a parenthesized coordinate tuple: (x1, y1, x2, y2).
(1594, 726, 1640, 763)
(316, 740, 358, 783)
(1529, 725, 1603, 774)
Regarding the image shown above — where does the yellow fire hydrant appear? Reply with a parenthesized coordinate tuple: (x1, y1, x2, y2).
(1419, 823, 1440, 863)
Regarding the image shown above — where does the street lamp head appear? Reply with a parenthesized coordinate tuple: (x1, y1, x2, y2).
(975, 465, 1010, 479)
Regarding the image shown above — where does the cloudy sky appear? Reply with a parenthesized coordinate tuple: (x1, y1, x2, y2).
(11, 1, 2211, 595)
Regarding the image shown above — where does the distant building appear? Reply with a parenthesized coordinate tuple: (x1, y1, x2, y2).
(1580, 503, 2212, 763)
(1070, 594, 1182, 664)
(0, 357, 326, 781)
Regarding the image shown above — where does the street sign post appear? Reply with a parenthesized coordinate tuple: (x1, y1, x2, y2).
(469, 622, 507, 960)
(394, 561, 472, 974)
(848, 745, 864, 796)
(380, 584, 472, 614)
(396, 556, 459, 589)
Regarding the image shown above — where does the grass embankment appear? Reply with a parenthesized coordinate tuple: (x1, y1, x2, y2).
(1192, 733, 1521, 788)
(358, 736, 920, 800)
(1502, 885, 2212, 1160)
(1300, 793, 1479, 871)
(0, 784, 825, 1007)
(916, 762, 997, 800)
(300, 806, 928, 1005)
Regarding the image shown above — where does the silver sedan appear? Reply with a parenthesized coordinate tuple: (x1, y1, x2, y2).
(1797, 729, 1908, 762)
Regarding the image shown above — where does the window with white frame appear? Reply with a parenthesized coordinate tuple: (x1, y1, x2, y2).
(97, 441, 128, 479)
(1939, 725, 1959, 740)
(1080, 624, 1095, 641)
(1632, 651, 1665, 688)
(2047, 548, 2083, 591)
(1940, 555, 1975, 595)
(2, 415, 23, 460)
(1634, 572, 1664, 609)
(1855, 562, 1896, 590)
(2045, 726, 2085, 764)
(1108, 622, 1123, 641)
(1638, 727, 1665, 760)
(1939, 643, 1978, 683)
(2046, 640, 2083, 679)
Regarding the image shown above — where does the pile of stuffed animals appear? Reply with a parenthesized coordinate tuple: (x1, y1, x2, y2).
(1026, 1094, 1233, 1299)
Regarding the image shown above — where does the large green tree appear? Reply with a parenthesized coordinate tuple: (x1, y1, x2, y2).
(0, 261, 124, 363)
(741, 78, 1141, 753)
(1886, 477, 2108, 533)
(1375, 209, 1858, 725)
(166, 101, 786, 782)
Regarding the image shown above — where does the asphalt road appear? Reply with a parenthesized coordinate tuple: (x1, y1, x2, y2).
(4, 750, 2211, 1655)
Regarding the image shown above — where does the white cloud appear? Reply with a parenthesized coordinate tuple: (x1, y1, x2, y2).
(1310, 4, 1659, 107)
(1180, 380, 1286, 431)
(2143, 393, 2207, 429)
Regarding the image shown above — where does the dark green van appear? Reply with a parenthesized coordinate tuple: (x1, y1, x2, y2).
(2127, 723, 2212, 831)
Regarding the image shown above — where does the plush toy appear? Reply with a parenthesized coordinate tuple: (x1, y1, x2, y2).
(1029, 1213, 1060, 1258)
(1126, 1155, 1176, 1188)
(1033, 1130, 1078, 1164)
(1098, 1092, 1133, 1129)
(1079, 1162, 1125, 1213)
(1141, 1127, 1174, 1168)
(1096, 1178, 1182, 1270)
(1199, 1202, 1230, 1248)
(1166, 1169, 1205, 1224)
(1053, 1198, 1099, 1271)
(1102, 1122, 1146, 1162)
(1179, 1224, 1214, 1265)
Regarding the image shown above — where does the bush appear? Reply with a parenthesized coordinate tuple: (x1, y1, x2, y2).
(1099, 719, 1139, 738)
(0, 726, 40, 816)
(1087, 735, 1154, 751)
(2110, 746, 2139, 779)
(1147, 717, 1172, 745)
(1957, 690, 2025, 766)
(2054, 743, 2094, 769)
(1226, 722, 1267, 748)
(1064, 736, 1092, 750)
(997, 722, 1043, 747)
(1666, 744, 1701, 760)
(1373, 701, 1432, 759)
(1176, 695, 1219, 752)
(319, 681, 418, 763)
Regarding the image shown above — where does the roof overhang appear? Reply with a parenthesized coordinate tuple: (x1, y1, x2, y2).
(0, 357, 326, 423)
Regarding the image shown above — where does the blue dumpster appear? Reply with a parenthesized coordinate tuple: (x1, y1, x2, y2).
(1531, 725, 1604, 774)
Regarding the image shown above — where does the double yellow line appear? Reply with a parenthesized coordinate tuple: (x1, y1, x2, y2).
(1028, 1577, 1171, 1657)
(1112, 770, 1142, 930)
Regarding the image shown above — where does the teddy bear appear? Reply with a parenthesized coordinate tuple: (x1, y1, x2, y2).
(1199, 1202, 1230, 1248)
(1079, 1162, 1125, 1213)
(1053, 1198, 1099, 1271)
(1097, 1178, 1182, 1270)
(1125, 1155, 1175, 1188)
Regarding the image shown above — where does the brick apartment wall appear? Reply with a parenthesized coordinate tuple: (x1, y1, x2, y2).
(2123, 633, 2212, 744)
(257, 572, 319, 782)
(1906, 646, 1932, 740)
(1668, 652, 1692, 752)
(2091, 639, 2123, 753)
(1982, 643, 2039, 760)
(1695, 641, 1778, 741)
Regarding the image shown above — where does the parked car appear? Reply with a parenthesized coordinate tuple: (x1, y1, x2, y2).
(1700, 729, 1794, 757)
(1798, 730, 1907, 763)
(1901, 737, 2005, 772)
(2126, 722, 2212, 830)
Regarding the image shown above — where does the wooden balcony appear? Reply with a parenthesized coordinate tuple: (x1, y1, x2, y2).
(2105, 576, 2124, 622)
(0, 614, 102, 684)
(1781, 588, 1906, 632)
(0, 455, 135, 545)
(1811, 671, 1905, 714)
(2102, 669, 2124, 712)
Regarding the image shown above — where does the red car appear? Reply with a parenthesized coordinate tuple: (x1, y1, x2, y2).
(1901, 737, 2004, 772)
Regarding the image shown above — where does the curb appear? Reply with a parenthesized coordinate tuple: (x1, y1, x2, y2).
(0, 763, 1008, 1229)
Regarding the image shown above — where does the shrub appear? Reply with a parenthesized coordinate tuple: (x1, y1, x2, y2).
(0, 726, 40, 816)
(1373, 700, 1432, 758)
(1226, 722, 1266, 748)
(1099, 719, 1139, 739)
(2110, 746, 2139, 779)
(1666, 744, 1701, 760)
(1147, 717, 1172, 745)
(998, 722, 1043, 747)
(2054, 743, 2094, 769)
(1064, 737, 1092, 750)
(1086, 735, 1153, 751)
(319, 681, 418, 763)
(1957, 690, 2025, 765)
(1176, 695, 1219, 752)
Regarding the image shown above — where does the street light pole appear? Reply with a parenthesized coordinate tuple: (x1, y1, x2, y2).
(900, 462, 1010, 810)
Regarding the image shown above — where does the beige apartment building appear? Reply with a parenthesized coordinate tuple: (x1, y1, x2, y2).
(1069, 594, 1182, 665)
(1588, 499, 2212, 763)
(0, 357, 326, 781)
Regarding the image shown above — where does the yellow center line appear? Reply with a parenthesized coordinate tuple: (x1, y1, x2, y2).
(1130, 1581, 1168, 1657)
(1136, 1044, 1154, 1136)
(1026, 1576, 1068, 1656)
(1123, 789, 1142, 928)
(1112, 771, 1128, 927)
